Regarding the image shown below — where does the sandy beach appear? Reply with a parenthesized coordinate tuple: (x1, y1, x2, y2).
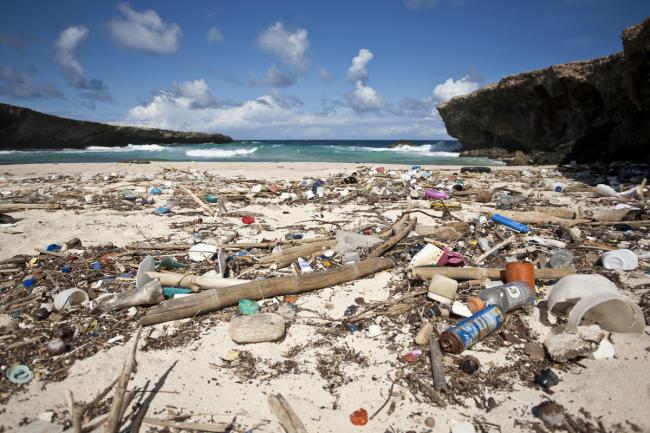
(1, 162, 648, 433)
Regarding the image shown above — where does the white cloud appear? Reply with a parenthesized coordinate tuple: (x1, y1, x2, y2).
(108, 3, 181, 54)
(54, 25, 88, 86)
(347, 48, 373, 83)
(171, 79, 216, 108)
(206, 26, 223, 44)
(125, 79, 449, 139)
(54, 26, 110, 101)
(258, 22, 309, 70)
(348, 81, 384, 112)
(433, 75, 480, 103)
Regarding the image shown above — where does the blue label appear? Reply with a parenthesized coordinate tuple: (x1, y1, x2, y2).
(449, 305, 503, 350)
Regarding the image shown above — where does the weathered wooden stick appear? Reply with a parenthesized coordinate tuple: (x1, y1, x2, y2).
(259, 240, 336, 268)
(410, 266, 576, 281)
(496, 210, 588, 226)
(126, 242, 191, 250)
(145, 271, 244, 290)
(409, 374, 445, 407)
(268, 394, 308, 433)
(142, 257, 394, 326)
(0, 203, 59, 212)
(178, 185, 215, 217)
(473, 234, 516, 264)
(532, 207, 577, 220)
(142, 418, 228, 432)
(104, 326, 141, 433)
(369, 217, 416, 258)
(428, 337, 448, 392)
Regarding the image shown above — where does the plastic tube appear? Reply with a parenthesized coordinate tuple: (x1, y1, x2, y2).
(490, 213, 529, 233)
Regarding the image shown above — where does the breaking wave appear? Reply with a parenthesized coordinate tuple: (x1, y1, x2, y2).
(185, 147, 259, 158)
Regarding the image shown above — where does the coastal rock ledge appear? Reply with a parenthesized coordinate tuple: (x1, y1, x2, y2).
(0, 103, 232, 149)
(438, 16, 650, 162)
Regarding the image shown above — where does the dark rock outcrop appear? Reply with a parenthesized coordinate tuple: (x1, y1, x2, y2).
(0, 103, 232, 149)
(438, 17, 650, 162)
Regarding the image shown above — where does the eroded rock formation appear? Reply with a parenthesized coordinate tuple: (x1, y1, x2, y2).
(438, 17, 650, 162)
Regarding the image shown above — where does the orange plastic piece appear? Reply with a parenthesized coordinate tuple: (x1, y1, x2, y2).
(350, 408, 368, 426)
(285, 295, 298, 303)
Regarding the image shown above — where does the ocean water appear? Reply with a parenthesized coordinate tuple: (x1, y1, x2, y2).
(0, 139, 497, 165)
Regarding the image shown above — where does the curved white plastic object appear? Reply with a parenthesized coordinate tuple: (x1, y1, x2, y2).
(54, 288, 89, 311)
(566, 291, 645, 333)
(602, 249, 638, 271)
(136, 255, 155, 289)
(547, 274, 644, 334)
(547, 274, 618, 314)
(595, 184, 618, 197)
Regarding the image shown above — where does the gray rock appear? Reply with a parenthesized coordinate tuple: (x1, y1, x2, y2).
(543, 325, 605, 362)
(230, 313, 286, 344)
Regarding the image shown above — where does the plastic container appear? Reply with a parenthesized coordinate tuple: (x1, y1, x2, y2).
(547, 274, 644, 333)
(53, 288, 89, 311)
(467, 281, 534, 314)
(601, 249, 638, 270)
(553, 182, 566, 192)
(409, 244, 444, 268)
(490, 213, 529, 233)
(505, 262, 536, 292)
(341, 251, 360, 265)
(424, 189, 449, 200)
(427, 274, 458, 304)
(595, 184, 618, 197)
(439, 305, 504, 354)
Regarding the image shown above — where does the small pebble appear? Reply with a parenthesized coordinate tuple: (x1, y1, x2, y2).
(424, 417, 435, 428)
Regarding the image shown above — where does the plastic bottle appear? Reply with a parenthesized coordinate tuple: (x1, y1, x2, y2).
(424, 189, 449, 199)
(489, 212, 529, 233)
(439, 305, 504, 354)
(466, 281, 534, 314)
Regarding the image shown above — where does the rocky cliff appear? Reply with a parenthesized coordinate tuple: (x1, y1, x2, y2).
(438, 17, 650, 162)
(0, 103, 232, 149)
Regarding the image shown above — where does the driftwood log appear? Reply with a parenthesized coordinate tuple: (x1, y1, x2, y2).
(410, 266, 576, 281)
(142, 257, 394, 325)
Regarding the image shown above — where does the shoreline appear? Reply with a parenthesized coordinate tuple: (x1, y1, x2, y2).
(0, 161, 548, 180)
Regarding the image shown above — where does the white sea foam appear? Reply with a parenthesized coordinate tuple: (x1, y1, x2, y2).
(185, 147, 258, 158)
(84, 144, 167, 152)
(332, 143, 460, 157)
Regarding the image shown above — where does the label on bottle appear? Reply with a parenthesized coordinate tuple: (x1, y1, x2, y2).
(507, 284, 521, 298)
(447, 305, 504, 350)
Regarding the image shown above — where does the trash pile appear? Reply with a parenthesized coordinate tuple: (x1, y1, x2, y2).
(0, 162, 649, 432)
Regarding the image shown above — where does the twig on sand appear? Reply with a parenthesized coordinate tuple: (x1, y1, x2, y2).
(370, 378, 397, 420)
(104, 326, 142, 433)
(268, 393, 308, 433)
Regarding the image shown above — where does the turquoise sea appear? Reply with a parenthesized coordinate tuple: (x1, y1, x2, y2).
(0, 139, 497, 165)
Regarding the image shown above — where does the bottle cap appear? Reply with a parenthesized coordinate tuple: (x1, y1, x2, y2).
(467, 296, 486, 314)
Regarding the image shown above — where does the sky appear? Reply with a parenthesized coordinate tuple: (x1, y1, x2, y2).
(1, 0, 648, 140)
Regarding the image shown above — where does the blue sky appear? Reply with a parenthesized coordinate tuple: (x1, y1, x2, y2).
(1, 0, 648, 139)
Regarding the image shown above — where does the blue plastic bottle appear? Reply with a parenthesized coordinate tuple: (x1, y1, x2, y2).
(490, 213, 529, 233)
